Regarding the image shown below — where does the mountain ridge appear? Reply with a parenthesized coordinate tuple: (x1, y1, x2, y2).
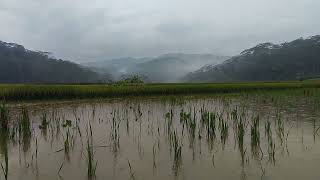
(0, 40, 110, 83)
(185, 35, 320, 82)
(86, 53, 229, 82)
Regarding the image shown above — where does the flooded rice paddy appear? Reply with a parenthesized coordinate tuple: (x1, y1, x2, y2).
(1, 93, 320, 180)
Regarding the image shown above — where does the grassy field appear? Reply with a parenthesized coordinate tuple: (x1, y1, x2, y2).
(0, 81, 320, 101)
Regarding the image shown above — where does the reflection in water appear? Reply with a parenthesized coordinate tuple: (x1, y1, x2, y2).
(1, 93, 320, 180)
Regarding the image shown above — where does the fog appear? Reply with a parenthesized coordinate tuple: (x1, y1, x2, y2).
(0, 0, 319, 62)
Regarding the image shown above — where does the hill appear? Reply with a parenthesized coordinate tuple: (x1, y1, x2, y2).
(87, 53, 228, 82)
(185, 35, 320, 82)
(0, 40, 110, 83)
(85, 57, 151, 80)
(131, 53, 228, 82)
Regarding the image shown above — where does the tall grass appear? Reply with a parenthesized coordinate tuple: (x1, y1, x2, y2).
(1, 81, 318, 101)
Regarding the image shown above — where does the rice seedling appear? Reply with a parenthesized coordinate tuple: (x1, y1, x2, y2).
(0, 103, 9, 133)
(57, 158, 65, 177)
(265, 120, 275, 164)
(199, 108, 217, 148)
(250, 115, 261, 159)
(218, 112, 224, 130)
(179, 109, 191, 124)
(60, 119, 75, 158)
(200, 107, 210, 125)
(62, 120, 72, 128)
(110, 110, 120, 154)
(125, 109, 130, 136)
(0, 104, 9, 180)
(39, 112, 49, 139)
(212, 153, 215, 167)
(18, 107, 32, 152)
(275, 111, 285, 145)
(219, 117, 229, 147)
(236, 116, 246, 166)
(169, 130, 182, 177)
(152, 143, 157, 171)
(39, 112, 49, 130)
(86, 123, 97, 180)
(0, 141, 8, 180)
(165, 109, 173, 136)
(189, 116, 196, 142)
(127, 159, 136, 180)
(231, 108, 238, 122)
(35, 137, 38, 160)
(208, 112, 217, 139)
(19, 107, 31, 134)
(179, 108, 196, 147)
(64, 128, 71, 161)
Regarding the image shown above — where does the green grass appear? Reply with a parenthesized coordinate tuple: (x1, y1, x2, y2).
(0, 81, 320, 101)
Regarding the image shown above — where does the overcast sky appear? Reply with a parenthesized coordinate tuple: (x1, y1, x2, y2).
(0, 0, 319, 62)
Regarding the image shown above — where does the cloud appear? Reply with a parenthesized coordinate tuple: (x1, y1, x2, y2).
(0, 0, 319, 62)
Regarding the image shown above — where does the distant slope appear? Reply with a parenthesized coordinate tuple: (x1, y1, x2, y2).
(0, 40, 110, 83)
(185, 35, 320, 82)
(85, 53, 229, 82)
(85, 57, 151, 80)
(127, 53, 229, 82)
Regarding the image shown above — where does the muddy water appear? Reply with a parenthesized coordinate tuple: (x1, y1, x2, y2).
(1, 95, 320, 180)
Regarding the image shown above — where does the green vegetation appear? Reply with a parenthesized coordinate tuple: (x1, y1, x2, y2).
(1, 81, 320, 101)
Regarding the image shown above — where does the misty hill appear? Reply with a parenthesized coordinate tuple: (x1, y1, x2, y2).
(185, 35, 320, 82)
(85, 57, 152, 80)
(129, 53, 229, 82)
(87, 53, 229, 82)
(0, 40, 109, 83)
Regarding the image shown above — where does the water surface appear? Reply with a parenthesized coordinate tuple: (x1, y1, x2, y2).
(1, 94, 320, 180)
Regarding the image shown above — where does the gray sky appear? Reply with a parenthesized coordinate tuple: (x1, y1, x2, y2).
(0, 0, 319, 62)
